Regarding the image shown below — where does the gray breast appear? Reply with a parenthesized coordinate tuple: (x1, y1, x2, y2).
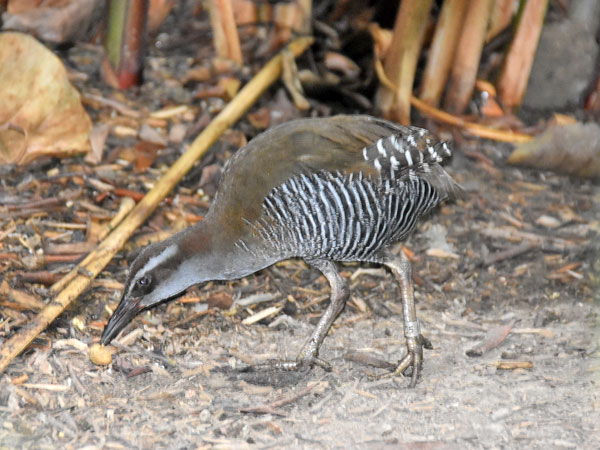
(239, 170, 441, 262)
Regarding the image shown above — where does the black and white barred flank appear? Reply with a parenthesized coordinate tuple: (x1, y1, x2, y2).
(236, 126, 460, 262)
(241, 170, 441, 262)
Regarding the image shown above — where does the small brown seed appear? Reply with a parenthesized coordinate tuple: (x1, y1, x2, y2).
(89, 343, 112, 366)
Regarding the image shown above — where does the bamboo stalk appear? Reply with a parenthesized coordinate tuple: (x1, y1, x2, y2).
(374, 0, 433, 125)
(102, 0, 148, 89)
(0, 37, 314, 375)
(497, 0, 549, 110)
(444, 0, 494, 114)
(487, 0, 518, 42)
(419, 0, 469, 107)
(375, 58, 533, 143)
(209, 0, 243, 64)
(297, 0, 312, 34)
(410, 95, 533, 143)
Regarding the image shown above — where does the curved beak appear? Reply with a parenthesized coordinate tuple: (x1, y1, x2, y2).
(100, 295, 143, 345)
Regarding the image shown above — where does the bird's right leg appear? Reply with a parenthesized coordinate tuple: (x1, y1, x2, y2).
(382, 251, 429, 387)
(251, 258, 349, 372)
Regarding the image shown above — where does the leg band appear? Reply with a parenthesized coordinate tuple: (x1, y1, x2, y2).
(404, 320, 421, 338)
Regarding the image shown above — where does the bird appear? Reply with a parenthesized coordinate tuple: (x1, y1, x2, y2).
(100, 115, 462, 387)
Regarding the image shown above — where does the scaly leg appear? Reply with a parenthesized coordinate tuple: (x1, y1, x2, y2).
(252, 258, 349, 372)
(383, 252, 426, 387)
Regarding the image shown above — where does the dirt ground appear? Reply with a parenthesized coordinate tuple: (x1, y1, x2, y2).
(1, 7, 599, 447)
(1, 137, 599, 448)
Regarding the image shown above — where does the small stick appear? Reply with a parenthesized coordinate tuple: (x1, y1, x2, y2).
(0, 37, 314, 375)
(344, 350, 396, 371)
(239, 381, 323, 415)
(110, 341, 175, 367)
(483, 241, 535, 266)
(495, 361, 533, 370)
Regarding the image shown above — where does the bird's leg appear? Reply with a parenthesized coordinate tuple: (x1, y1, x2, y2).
(295, 258, 349, 369)
(383, 251, 427, 387)
(252, 258, 349, 372)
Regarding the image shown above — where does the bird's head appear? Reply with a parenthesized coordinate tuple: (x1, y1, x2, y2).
(100, 239, 195, 345)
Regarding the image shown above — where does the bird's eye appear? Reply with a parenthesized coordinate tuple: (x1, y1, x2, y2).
(137, 276, 150, 287)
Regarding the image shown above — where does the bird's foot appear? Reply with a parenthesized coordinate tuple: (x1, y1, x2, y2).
(372, 334, 432, 388)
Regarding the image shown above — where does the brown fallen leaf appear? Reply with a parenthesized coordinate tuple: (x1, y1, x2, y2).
(466, 321, 515, 357)
(133, 141, 163, 172)
(3, 0, 101, 43)
(0, 32, 92, 165)
(508, 122, 600, 178)
(206, 292, 233, 310)
(0, 280, 45, 311)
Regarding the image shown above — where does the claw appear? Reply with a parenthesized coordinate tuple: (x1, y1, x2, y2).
(370, 333, 426, 387)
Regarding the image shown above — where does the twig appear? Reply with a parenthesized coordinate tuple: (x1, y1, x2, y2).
(482, 241, 535, 266)
(239, 381, 323, 415)
(110, 342, 175, 367)
(344, 350, 396, 371)
(0, 37, 314, 375)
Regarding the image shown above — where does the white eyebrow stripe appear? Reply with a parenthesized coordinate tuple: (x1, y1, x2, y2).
(136, 244, 178, 280)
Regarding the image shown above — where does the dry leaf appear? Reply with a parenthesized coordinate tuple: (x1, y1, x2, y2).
(4, 0, 101, 43)
(85, 123, 111, 165)
(0, 280, 45, 311)
(508, 122, 600, 178)
(133, 141, 163, 172)
(0, 32, 92, 165)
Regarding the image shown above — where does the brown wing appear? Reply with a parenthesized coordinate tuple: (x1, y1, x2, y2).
(209, 115, 449, 238)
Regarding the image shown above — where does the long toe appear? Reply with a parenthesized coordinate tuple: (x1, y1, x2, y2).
(369, 336, 424, 386)
(396, 335, 424, 388)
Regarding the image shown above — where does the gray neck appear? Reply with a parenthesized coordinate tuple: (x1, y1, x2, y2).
(178, 213, 285, 282)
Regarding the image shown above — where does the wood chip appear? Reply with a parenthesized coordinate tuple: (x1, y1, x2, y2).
(242, 306, 282, 325)
(536, 214, 561, 228)
(21, 383, 70, 391)
(495, 361, 534, 370)
(426, 248, 460, 259)
(511, 328, 554, 338)
(354, 388, 377, 400)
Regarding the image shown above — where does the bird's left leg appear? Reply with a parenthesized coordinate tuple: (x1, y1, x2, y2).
(251, 258, 349, 372)
(383, 251, 429, 387)
(294, 258, 350, 369)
